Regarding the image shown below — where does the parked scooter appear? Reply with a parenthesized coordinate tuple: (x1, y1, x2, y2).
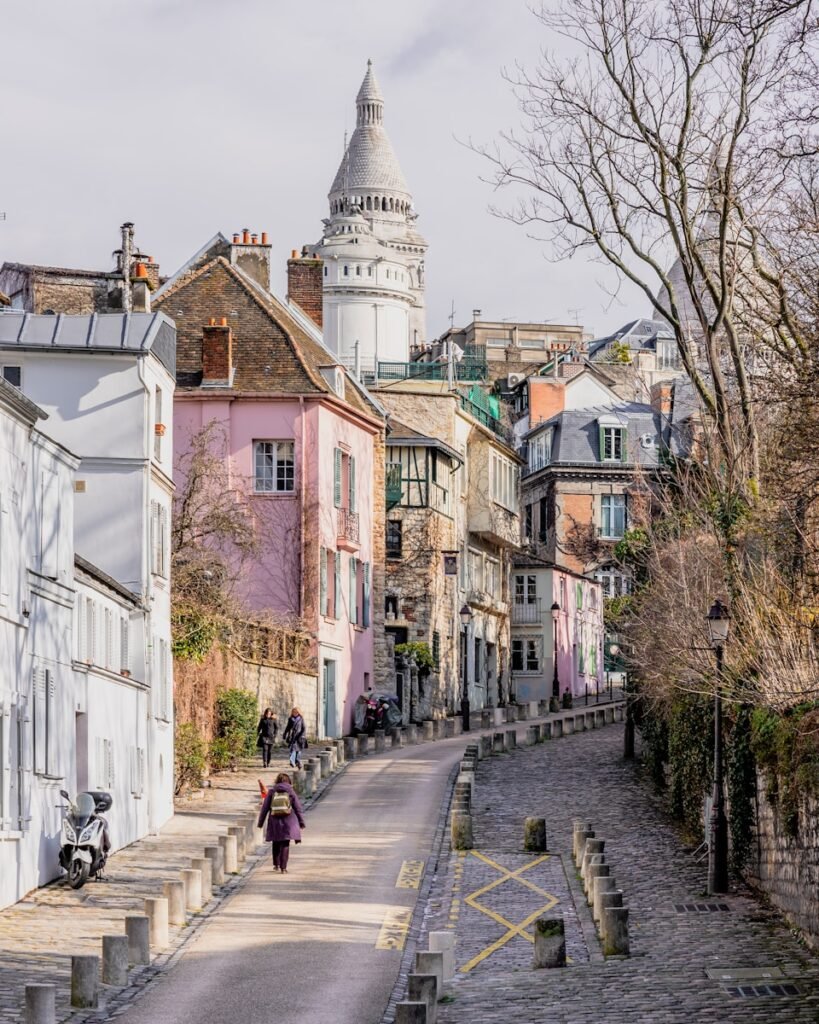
(57, 790, 112, 889)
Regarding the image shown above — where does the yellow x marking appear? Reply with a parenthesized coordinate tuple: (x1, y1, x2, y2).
(459, 852, 559, 973)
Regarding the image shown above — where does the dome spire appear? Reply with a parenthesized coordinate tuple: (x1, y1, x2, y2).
(356, 59, 384, 127)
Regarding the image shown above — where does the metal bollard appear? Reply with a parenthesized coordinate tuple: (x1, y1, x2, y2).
(144, 897, 169, 948)
(125, 914, 150, 965)
(101, 934, 129, 987)
(163, 880, 187, 925)
(181, 868, 203, 911)
(24, 984, 55, 1024)
(71, 955, 98, 1008)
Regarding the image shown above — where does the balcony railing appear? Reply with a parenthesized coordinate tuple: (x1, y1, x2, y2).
(429, 481, 450, 515)
(458, 394, 514, 445)
(337, 507, 360, 547)
(512, 599, 542, 624)
(378, 359, 488, 382)
(386, 465, 402, 509)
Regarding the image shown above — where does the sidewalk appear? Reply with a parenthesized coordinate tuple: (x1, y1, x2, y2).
(0, 746, 309, 1024)
(421, 725, 819, 1023)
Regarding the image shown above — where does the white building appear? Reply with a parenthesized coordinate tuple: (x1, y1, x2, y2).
(0, 310, 175, 841)
(312, 61, 428, 377)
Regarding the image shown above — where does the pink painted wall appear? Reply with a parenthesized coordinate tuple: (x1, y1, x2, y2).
(552, 570, 604, 699)
(173, 394, 378, 737)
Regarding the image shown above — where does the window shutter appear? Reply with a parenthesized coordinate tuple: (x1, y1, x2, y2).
(16, 696, 32, 830)
(121, 616, 130, 674)
(46, 671, 59, 777)
(334, 551, 342, 619)
(0, 493, 9, 606)
(348, 456, 356, 513)
(620, 428, 628, 464)
(33, 667, 46, 775)
(160, 505, 169, 577)
(362, 562, 371, 627)
(349, 557, 358, 625)
(334, 449, 342, 508)
(0, 701, 9, 829)
(319, 547, 328, 617)
(598, 425, 605, 462)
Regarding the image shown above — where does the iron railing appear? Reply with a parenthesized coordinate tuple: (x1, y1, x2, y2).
(337, 507, 360, 545)
(512, 600, 542, 624)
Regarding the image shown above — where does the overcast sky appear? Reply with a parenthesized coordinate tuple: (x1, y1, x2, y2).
(1, 0, 645, 338)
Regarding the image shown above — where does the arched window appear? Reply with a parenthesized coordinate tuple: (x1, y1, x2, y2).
(324, 266, 328, 277)
(382, 198, 388, 211)
(343, 265, 349, 277)
(389, 198, 394, 211)
(366, 196, 372, 211)
(368, 266, 373, 277)
(356, 265, 361, 276)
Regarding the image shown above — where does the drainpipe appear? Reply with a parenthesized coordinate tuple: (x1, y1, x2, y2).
(299, 396, 306, 620)
(135, 353, 155, 831)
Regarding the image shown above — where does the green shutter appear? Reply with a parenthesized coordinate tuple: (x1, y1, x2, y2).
(362, 562, 371, 627)
(334, 449, 342, 507)
(576, 582, 583, 609)
(349, 456, 356, 512)
(349, 557, 358, 625)
(334, 551, 342, 619)
(319, 547, 327, 617)
(598, 425, 605, 462)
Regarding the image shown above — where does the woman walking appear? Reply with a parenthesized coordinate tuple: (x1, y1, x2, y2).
(283, 706, 307, 771)
(256, 708, 278, 768)
(257, 772, 305, 873)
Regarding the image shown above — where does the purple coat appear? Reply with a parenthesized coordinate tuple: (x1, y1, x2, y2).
(257, 782, 306, 843)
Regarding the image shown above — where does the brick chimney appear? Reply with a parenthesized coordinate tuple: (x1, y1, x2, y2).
(650, 381, 673, 418)
(528, 378, 565, 426)
(229, 229, 272, 289)
(287, 248, 323, 329)
(202, 317, 233, 386)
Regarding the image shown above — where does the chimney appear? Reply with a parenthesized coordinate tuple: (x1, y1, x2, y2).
(202, 318, 233, 386)
(650, 381, 673, 418)
(287, 249, 323, 329)
(130, 261, 151, 313)
(229, 229, 272, 289)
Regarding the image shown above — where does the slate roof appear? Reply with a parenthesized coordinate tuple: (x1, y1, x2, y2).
(0, 262, 116, 280)
(0, 310, 176, 376)
(587, 318, 673, 359)
(527, 403, 665, 467)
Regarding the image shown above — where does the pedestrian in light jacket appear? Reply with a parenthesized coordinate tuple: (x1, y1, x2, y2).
(257, 772, 306, 872)
(256, 708, 278, 768)
(282, 707, 307, 770)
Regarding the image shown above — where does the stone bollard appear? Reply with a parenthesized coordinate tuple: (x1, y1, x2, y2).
(453, 717, 463, 736)
(428, 931, 455, 982)
(219, 833, 239, 875)
(374, 730, 387, 753)
(563, 716, 574, 735)
(227, 825, 246, 863)
(319, 749, 333, 774)
(479, 734, 492, 759)
(599, 891, 624, 944)
(432, 720, 444, 740)
(393, 728, 405, 748)
(492, 731, 505, 754)
(101, 934, 129, 987)
(344, 736, 357, 760)
(552, 718, 564, 738)
(406, 724, 419, 744)
(422, 721, 434, 742)
(163, 880, 187, 926)
(506, 705, 518, 723)
(517, 703, 529, 721)
(356, 735, 370, 757)
(124, 915, 150, 965)
(528, 701, 539, 720)
(181, 868, 203, 912)
(533, 916, 566, 968)
(538, 699, 549, 716)
(605, 706, 614, 725)
(144, 897, 169, 948)
(415, 950, 444, 996)
(593, 875, 618, 925)
(581, 838, 605, 879)
(326, 745, 338, 771)
(71, 955, 98, 1008)
(451, 813, 473, 850)
(585, 858, 609, 904)
(335, 738, 346, 765)
(572, 821, 593, 861)
(292, 769, 307, 799)
(395, 1003, 427, 1024)
(408, 974, 438, 1024)
(573, 830, 594, 868)
(595, 709, 606, 728)
(615, 705, 625, 722)
(491, 707, 505, 727)
(444, 719, 455, 738)
(602, 905, 630, 956)
(306, 756, 321, 781)
(480, 709, 492, 730)
(24, 984, 55, 1024)
(243, 815, 257, 845)
(524, 817, 547, 852)
(505, 729, 517, 751)
(525, 725, 539, 746)
(583, 711, 594, 730)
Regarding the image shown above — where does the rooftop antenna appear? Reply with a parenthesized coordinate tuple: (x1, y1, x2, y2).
(447, 300, 456, 390)
(568, 308, 581, 326)
(448, 299, 456, 329)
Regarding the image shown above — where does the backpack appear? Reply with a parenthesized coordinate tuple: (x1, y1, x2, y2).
(270, 790, 292, 817)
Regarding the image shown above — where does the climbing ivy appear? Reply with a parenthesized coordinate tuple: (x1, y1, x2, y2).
(394, 642, 435, 673)
(667, 695, 713, 833)
(637, 700, 669, 793)
(172, 607, 219, 661)
(727, 706, 756, 873)
(750, 703, 819, 838)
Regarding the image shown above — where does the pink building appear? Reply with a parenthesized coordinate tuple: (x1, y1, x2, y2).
(154, 232, 385, 737)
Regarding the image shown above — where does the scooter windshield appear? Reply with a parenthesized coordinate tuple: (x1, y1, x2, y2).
(71, 793, 96, 828)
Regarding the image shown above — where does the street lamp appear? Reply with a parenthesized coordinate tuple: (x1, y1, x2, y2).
(460, 604, 473, 732)
(550, 602, 560, 712)
(706, 598, 730, 895)
(608, 644, 620, 701)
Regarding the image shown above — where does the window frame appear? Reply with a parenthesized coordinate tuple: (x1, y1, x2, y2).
(600, 494, 628, 539)
(253, 440, 295, 495)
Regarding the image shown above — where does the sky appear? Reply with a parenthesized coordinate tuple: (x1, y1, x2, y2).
(0, 0, 646, 339)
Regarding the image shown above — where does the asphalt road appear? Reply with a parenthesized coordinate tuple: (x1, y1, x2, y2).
(115, 737, 466, 1024)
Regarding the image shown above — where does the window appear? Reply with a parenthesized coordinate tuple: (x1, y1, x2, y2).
(538, 497, 548, 541)
(343, 265, 349, 277)
(485, 558, 499, 599)
(362, 562, 371, 627)
(529, 433, 550, 473)
(96, 737, 115, 788)
(104, 608, 113, 669)
(487, 336, 507, 348)
(156, 637, 171, 721)
(600, 494, 627, 539)
(324, 266, 328, 277)
(320, 547, 328, 616)
(130, 746, 145, 798)
(595, 567, 631, 598)
(474, 638, 482, 684)
(368, 266, 373, 277)
(333, 448, 356, 511)
(514, 574, 537, 604)
(1, 365, 21, 388)
(525, 503, 533, 539)
(657, 339, 681, 370)
(490, 452, 517, 511)
(469, 550, 483, 592)
(85, 598, 96, 664)
(0, 490, 10, 607)
(386, 520, 402, 559)
(1, 697, 27, 830)
(512, 637, 541, 673)
(254, 441, 295, 493)
(356, 265, 361, 276)
(150, 501, 168, 577)
(600, 426, 626, 462)
(334, 551, 341, 619)
(432, 631, 440, 668)
(520, 337, 545, 349)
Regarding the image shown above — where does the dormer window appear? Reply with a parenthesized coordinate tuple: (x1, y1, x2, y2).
(598, 417, 627, 463)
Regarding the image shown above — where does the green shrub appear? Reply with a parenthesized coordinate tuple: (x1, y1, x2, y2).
(215, 689, 258, 758)
(394, 642, 434, 672)
(208, 737, 235, 772)
(172, 608, 219, 661)
(174, 722, 207, 795)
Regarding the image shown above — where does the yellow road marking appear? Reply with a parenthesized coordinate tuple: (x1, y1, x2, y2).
(458, 852, 560, 974)
(375, 906, 412, 950)
(396, 859, 425, 889)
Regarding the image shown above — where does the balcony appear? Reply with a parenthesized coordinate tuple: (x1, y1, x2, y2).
(512, 599, 542, 625)
(459, 393, 514, 445)
(378, 358, 488, 383)
(337, 507, 360, 551)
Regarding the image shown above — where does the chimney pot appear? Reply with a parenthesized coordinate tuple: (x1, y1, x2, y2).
(233, 233, 241, 244)
(220, 316, 228, 327)
(209, 317, 216, 326)
(242, 229, 250, 244)
(251, 233, 258, 244)
(291, 249, 299, 260)
(261, 232, 269, 245)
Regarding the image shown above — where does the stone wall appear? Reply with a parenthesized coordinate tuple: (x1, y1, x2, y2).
(747, 772, 819, 949)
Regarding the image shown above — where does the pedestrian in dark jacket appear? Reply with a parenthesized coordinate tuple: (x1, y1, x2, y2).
(257, 708, 278, 768)
(282, 707, 307, 770)
(257, 772, 306, 872)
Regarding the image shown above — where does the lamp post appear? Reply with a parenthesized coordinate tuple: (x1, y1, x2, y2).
(460, 604, 472, 732)
(609, 644, 620, 702)
(706, 598, 730, 895)
(550, 601, 560, 713)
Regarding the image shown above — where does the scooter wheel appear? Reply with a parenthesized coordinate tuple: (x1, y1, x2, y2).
(68, 859, 90, 890)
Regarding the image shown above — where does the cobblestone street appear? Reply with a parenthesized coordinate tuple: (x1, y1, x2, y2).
(423, 724, 819, 1023)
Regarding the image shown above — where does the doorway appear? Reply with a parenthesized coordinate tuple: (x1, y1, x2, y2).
(75, 712, 89, 792)
(323, 659, 337, 739)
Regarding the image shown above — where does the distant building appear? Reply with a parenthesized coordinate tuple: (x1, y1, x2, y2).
(586, 318, 686, 400)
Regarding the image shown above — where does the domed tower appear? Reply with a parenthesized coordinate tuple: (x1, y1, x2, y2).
(313, 61, 427, 377)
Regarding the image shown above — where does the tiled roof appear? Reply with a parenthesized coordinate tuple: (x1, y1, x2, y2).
(0, 262, 115, 280)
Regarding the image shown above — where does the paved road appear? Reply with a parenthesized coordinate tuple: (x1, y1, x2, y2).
(114, 739, 464, 1024)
